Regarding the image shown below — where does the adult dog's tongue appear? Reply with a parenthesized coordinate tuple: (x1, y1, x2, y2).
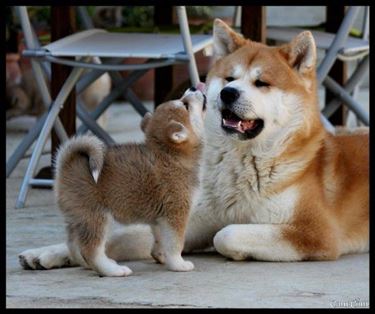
(223, 118, 257, 133)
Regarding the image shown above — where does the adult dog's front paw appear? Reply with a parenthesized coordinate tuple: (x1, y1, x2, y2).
(213, 226, 248, 261)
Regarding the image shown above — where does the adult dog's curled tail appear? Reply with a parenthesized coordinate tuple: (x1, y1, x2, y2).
(54, 135, 106, 184)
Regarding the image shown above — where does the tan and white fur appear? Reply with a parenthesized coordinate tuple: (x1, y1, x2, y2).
(53, 88, 205, 276)
(19, 19, 368, 270)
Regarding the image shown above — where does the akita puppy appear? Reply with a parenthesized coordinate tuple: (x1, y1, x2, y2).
(19, 20, 368, 270)
(53, 87, 205, 276)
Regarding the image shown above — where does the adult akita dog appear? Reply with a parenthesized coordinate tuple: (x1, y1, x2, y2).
(19, 19, 368, 270)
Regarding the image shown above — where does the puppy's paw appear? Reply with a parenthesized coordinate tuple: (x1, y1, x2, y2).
(151, 248, 165, 264)
(167, 259, 194, 272)
(18, 244, 72, 270)
(97, 263, 133, 277)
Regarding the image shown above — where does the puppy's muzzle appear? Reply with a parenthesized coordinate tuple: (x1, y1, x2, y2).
(182, 87, 207, 112)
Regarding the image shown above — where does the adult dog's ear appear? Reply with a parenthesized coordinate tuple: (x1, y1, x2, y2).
(167, 121, 188, 144)
(279, 31, 316, 75)
(213, 19, 247, 59)
(140, 112, 152, 132)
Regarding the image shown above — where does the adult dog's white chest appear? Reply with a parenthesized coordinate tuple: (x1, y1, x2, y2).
(199, 139, 298, 225)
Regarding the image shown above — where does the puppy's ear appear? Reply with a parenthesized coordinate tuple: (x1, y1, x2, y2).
(213, 19, 247, 59)
(167, 121, 188, 144)
(280, 31, 316, 75)
(140, 112, 152, 132)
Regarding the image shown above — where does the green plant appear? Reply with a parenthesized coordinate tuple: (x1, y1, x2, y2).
(186, 6, 213, 19)
(122, 6, 154, 28)
(120, 6, 212, 28)
(28, 6, 50, 29)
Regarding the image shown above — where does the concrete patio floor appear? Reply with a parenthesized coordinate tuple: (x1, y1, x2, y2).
(6, 98, 369, 308)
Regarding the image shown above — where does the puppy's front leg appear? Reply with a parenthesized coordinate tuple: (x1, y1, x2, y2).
(213, 224, 304, 261)
(151, 224, 165, 264)
(157, 217, 194, 272)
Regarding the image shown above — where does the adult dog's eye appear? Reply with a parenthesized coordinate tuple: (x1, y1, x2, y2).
(225, 76, 235, 82)
(254, 79, 270, 88)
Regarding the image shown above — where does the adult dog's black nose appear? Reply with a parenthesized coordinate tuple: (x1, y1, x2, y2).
(220, 87, 240, 106)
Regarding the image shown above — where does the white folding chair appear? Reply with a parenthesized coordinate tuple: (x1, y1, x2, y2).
(12, 6, 213, 208)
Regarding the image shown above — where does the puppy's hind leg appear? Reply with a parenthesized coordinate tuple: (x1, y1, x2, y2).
(157, 217, 194, 272)
(71, 210, 132, 277)
(19, 243, 77, 270)
(18, 225, 153, 270)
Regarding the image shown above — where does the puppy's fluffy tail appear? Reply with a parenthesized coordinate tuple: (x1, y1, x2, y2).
(54, 135, 106, 184)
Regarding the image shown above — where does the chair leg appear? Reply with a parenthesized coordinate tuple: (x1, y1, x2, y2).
(320, 115, 335, 134)
(125, 89, 150, 117)
(15, 66, 86, 209)
(350, 85, 362, 127)
(75, 7, 151, 120)
(317, 6, 360, 83)
(76, 6, 94, 29)
(6, 112, 48, 178)
(323, 76, 369, 126)
(31, 60, 68, 143)
(108, 71, 150, 116)
(322, 54, 369, 118)
(233, 6, 241, 28)
(76, 100, 115, 145)
(78, 69, 150, 134)
(6, 59, 70, 178)
(6, 64, 113, 178)
(176, 6, 200, 86)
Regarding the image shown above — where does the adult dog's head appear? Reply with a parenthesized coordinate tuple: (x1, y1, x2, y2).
(205, 19, 323, 150)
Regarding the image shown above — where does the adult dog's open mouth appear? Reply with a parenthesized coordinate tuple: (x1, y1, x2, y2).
(221, 109, 264, 139)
